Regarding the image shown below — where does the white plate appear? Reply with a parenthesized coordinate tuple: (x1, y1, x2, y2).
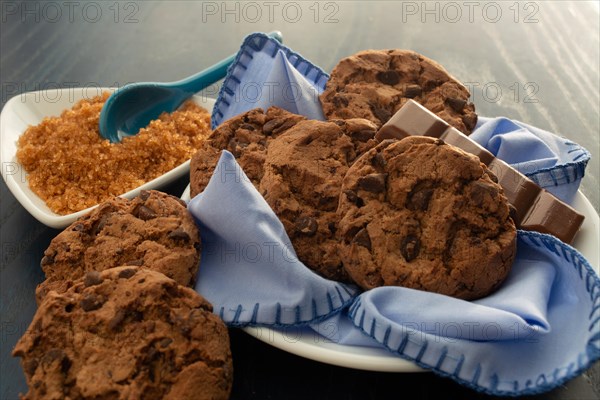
(182, 185, 599, 372)
(0, 88, 216, 228)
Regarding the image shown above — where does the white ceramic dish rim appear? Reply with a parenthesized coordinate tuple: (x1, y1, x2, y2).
(0, 88, 216, 228)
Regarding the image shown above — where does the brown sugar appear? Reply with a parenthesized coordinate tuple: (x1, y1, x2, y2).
(16, 92, 212, 214)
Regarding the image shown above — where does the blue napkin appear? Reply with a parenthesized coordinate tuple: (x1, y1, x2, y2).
(311, 232, 600, 395)
(472, 118, 590, 204)
(211, 33, 328, 129)
(188, 156, 600, 394)
(189, 151, 358, 326)
(192, 32, 599, 396)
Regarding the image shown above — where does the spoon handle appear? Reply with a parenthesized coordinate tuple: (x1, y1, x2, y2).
(176, 31, 284, 95)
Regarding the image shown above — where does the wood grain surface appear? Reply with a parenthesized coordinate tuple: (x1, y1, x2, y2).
(1, 1, 598, 399)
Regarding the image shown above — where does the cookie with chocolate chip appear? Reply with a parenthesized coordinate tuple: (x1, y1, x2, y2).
(337, 136, 516, 300)
(14, 266, 233, 400)
(259, 118, 378, 282)
(190, 107, 306, 197)
(37, 190, 200, 302)
(320, 49, 477, 134)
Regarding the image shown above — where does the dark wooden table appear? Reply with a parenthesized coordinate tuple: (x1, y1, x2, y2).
(1, 1, 598, 399)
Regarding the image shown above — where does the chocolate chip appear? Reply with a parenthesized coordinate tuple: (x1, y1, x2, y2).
(72, 223, 84, 232)
(446, 98, 467, 112)
(42, 348, 66, 364)
(443, 222, 460, 265)
(136, 205, 156, 221)
(344, 190, 364, 207)
(370, 104, 391, 125)
(118, 268, 137, 279)
(434, 139, 445, 146)
(234, 136, 250, 147)
(164, 283, 180, 298)
(485, 169, 498, 183)
(358, 173, 388, 193)
(41, 253, 55, 266)
(351, 129, 376, 142)
(371, 152, 387, 169)
(159, 338, 173, 348)
(376, 70, 400, 86)
(407, 181, 435, 211)
(333, 95, 349, 108)
(61, 357, 72, 373)
(470, 181, 498, 207)
(174, 197, 188, 208)
(423, 79, 442, 91)
(296, 217, 318, 236)
(328, 222, 337, 235)
(168, 228, 191, 242)
(179, 324, 192, 337)
(404, 84, 422, 98)
(228, 138, 243, 157)
(108, 309, 126, 331)
(146, 347, 159, 363)
(299, 134, 315, 146)
(239, 123, 256, 131)
(400, 235, 420, 261)
(80, 294, 103, 312)
(131, 310, 144, 322)
(353, 228, 372, 251)
(83, 271, 103, 287)
(139, 190, 151, 201)
(91, 214, 109, 235)
(318, 196, 337, 211)
(263, 118, 296, 135)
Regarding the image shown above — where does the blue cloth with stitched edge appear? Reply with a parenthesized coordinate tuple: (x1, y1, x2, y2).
(472, 117, 590, 204)
(311, 232, 600, 396)
(188, 156, 600, 395)
(192, 32, 599, 396)
(189, 151, 358, 326)
(211, 33, 328, 129)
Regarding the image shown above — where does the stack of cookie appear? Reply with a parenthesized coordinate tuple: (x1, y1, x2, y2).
(13, 191, 233, 399)
(190, 49, 516, 301)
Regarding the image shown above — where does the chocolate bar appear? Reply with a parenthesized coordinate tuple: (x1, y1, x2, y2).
(376, 100, 584, 244)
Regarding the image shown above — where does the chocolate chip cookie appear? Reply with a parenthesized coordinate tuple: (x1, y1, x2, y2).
(37, 190, 200, 302)
(14, 266, 233, 400)
(259, 118, 378, 282)
(337, 137, 516, 300)
(320, 49, 477, 134)
(190, 107, 305, 197)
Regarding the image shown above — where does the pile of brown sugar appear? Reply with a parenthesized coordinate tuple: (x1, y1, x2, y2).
(16, 92, 212, 215)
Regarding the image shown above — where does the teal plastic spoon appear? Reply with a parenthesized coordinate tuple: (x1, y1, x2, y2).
(99, 31, 283, 143)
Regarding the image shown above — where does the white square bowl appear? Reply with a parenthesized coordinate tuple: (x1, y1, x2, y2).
(0, 87, 215, 228)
